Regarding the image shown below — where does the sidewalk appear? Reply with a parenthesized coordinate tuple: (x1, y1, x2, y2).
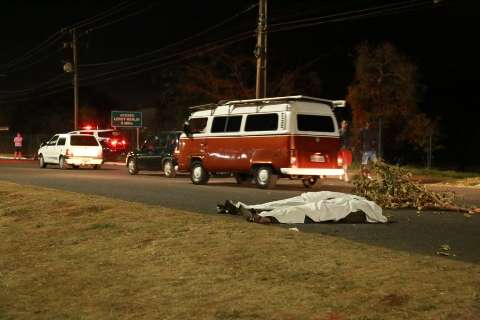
(0, 154, 31, 160)
(0, 154, 125, 166)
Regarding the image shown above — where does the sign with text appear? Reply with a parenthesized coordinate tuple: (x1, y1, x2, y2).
(111, 111, 142, 128)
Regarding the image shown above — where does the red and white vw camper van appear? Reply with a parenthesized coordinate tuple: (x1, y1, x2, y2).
(175, 95, 345, 188)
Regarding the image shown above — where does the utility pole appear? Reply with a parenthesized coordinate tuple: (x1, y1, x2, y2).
(255, 0, 268, 99)
(72, 29, 79, 130)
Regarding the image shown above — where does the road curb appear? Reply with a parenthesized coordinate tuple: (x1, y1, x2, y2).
(104, 161, 125, 166)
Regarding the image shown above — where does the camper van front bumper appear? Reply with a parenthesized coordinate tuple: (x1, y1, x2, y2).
(280, 168, 344, 177)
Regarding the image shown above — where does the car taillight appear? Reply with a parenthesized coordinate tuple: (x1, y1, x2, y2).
(337, 153, 344, 166)
(111, 139, 118, 146)
(290, 149, 297, 168)
(66, 149, 73, 157)
(121, 140, 126, 145)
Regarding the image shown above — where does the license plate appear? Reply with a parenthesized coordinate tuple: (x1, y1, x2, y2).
(310, 154, 325, 162)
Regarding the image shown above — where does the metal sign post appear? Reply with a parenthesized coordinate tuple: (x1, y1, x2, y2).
(136, 127, 140, 150)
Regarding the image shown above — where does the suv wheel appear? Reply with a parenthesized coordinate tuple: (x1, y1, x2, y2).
(127, 158, 138, 175)
(255, 166, 278, 189)
(163, 159, 176, 178)
(39, 155, 47, 168)
(59, 156, 68, 170)
(190, 161, 209, 185)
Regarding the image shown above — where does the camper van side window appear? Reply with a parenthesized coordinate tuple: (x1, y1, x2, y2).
(225, 116, 242, 132)
(189, 117, 208, 133)
(245, 113, 278, 132)
(211, 117, 227, 133)
(211, 116, 242, 133)
(297, 114, 335, 132)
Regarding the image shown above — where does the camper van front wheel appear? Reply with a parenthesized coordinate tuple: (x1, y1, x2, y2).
(191, 161, 209, 185)
(255, 166, 278, 189)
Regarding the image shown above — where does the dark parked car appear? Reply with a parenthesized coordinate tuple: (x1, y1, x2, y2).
(125, 132, 180, 176)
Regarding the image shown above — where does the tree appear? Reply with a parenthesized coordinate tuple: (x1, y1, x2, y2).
(179, 54, 255, 103)
(347, 42, 437, 162)
(146, 53, 329, 132)
(178, 53, 322, 104)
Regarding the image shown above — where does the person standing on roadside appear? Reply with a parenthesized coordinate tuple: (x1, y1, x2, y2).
(360, 121, 377, 178)
(339, 120, 352, 182)
(13, 133, 23, 159)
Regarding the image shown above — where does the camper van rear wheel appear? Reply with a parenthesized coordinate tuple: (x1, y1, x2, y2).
(191, 161, 209, 185)
(255, 166, 278, 189)
(302, 177, 319, 188)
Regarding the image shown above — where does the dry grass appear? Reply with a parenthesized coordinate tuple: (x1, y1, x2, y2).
(0, 181, 479, 320)
(437, 177, 480, 188)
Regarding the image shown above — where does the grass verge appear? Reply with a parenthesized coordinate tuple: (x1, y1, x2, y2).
(0, 181, 479, 320)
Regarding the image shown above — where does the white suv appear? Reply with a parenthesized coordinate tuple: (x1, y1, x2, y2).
(69, 129, 128, 160)
(38, 133, 103, 169)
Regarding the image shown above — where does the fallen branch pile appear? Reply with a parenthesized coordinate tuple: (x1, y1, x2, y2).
(353, 162, 480, 213)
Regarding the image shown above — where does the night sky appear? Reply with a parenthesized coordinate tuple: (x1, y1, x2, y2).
(0, 0, 479, 168)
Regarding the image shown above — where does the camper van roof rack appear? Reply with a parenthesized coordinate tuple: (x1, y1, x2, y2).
(188, 96, 346, 113)
(224, 95, 345, 108)
(188, 103, 219, 111)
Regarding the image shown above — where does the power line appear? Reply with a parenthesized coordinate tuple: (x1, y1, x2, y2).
(269, 0, 436, 33)
(271, 0, 427, 27)
(79, 33, 254, 86)
(0, 31, 65, 72)
(81, 2, 159, 34)
(0, 85, 73, 104)
(69, 1, 137, 30)
(78, 0, 437, 84)
(79, 2, 258, 68)
(0, 0, 442, 103)
(3, 47, 64, 74)
(0, 1, 138, 73)
(0, 73, 70, 95)
(0, 30, 254, 102)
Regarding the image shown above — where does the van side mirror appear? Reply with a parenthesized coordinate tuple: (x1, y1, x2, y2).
(183, 121, 191, 136)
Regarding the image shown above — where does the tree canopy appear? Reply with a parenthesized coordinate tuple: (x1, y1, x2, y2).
(347, 42, 437, 161)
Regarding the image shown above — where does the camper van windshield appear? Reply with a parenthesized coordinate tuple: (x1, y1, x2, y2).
(297, 115, 335, 132)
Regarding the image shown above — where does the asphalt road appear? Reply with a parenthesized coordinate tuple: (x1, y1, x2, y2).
(1, 159, 479, 263)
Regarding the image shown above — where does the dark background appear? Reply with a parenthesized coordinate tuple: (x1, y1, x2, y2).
(0, 0, 478, 169)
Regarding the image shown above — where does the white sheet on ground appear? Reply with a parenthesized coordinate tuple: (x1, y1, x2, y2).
(237, 191, 387, 224)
